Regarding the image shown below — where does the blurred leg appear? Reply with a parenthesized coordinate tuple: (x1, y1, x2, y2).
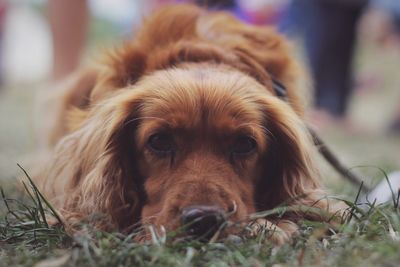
(36, 0, 88, 149)
(305, 1, 366, 118)
(48, 0, 89, 81)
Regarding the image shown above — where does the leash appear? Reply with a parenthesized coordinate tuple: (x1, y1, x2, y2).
(307, 127, 370, 192)
(272, 78, 370, 193)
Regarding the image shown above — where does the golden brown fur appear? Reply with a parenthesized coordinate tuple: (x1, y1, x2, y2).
(36, 4, 335, 244)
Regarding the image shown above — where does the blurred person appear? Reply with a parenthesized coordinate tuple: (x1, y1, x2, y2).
(48, 0, 89, 81)
(281, 0, 368, 128)
(35, 0, 89, 149)
(281, 0, 400, 133)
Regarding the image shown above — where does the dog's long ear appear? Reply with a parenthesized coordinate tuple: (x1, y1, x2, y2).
(90, 45, 147, 102)
(44, 89, 146, 232)
(35, 69, 98, 148)
(255, 96, 329, 221)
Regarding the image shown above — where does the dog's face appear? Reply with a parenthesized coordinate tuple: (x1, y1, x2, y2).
(134, 66, 267, 233)
(84, 63, 314, 238)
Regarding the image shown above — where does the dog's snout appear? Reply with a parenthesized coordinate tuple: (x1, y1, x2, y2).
(181, 205, 226, 239)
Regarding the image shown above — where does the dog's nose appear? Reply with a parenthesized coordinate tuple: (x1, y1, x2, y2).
(181, 205, 226, 239)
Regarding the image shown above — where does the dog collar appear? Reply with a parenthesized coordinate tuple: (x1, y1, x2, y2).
(271, 78, 288, 100)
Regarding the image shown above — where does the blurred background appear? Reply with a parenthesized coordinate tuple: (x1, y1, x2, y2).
(0, 0, 399, 195)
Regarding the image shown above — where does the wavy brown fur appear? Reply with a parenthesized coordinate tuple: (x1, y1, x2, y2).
(35, 4, 336, 242)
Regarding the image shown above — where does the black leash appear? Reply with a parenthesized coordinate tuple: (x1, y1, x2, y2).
(307, 127, 370, 192)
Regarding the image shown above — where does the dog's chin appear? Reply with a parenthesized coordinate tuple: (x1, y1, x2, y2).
(136, 217, 249, 243)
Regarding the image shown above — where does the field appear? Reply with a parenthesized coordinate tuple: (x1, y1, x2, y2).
(1, 8, 400, 267)
(1, 170, 400, 266)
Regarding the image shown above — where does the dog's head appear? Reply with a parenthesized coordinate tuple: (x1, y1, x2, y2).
(44, 5, 326, 239)
(133, 66, 320, 237)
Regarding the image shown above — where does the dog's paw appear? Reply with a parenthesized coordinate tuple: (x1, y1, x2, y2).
(247, 218, 293, 246)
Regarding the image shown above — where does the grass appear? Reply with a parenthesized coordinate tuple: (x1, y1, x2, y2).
(1, 167, 400, 267)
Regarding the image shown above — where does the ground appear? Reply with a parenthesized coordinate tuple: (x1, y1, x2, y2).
(1, 7, 400, 267)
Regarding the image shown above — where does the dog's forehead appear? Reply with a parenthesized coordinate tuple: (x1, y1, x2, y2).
(138, 67, 268, 131)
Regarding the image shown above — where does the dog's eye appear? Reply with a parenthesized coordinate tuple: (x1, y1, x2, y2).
(148, 133, 175, 154)
(232, 136, 257, 155)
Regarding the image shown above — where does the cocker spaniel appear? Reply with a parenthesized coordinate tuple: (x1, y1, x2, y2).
(36, 4, 336, 244)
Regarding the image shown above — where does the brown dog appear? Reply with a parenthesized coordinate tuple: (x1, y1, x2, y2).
(36, 4, 334, 244)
